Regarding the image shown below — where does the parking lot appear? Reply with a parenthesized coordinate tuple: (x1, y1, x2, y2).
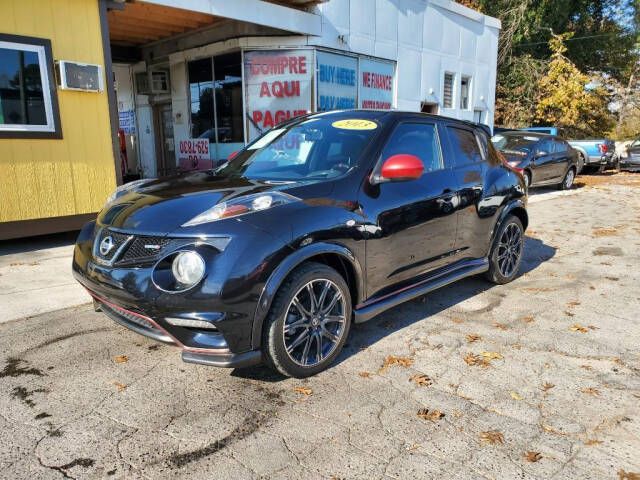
(1, 172, 639, 480)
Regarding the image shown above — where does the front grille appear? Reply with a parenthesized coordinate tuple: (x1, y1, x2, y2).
(119, 236, 170, 264)
(93, 229, 132, 263)
(101, 302, 157, 331)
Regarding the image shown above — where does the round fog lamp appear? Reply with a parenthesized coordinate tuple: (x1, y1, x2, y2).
(172, 251, 205, 287)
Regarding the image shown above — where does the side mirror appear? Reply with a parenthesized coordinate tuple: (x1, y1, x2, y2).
(376, 154, 424, 183)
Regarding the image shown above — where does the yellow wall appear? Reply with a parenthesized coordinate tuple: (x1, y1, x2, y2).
(0, 0, 116, 223)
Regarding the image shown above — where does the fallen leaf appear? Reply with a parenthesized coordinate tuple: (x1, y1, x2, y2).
(565, 274, 576, 279)
(585, 439, 602, 446)
(618, 470, 640, 480)
(463, 353, 491, 368)
(379, 355, 413, 372)
(592, 227, 618, 237)
(359, 372, 371, 378)
(512, 344, 522, 349)
(605, 276, 619, 281)
(114, 382, 126, 391)
(114, 356, 129, 363)
(588, 325, 599, 330)
(541, 382, 555, 392)
(417, 408, 444, 421)
(510, 392, 522, 400)
(453, 409, 463, 418)
(479, 431, 504, 445)
(481, 351, 504, 359)
(564, 311, 575, 317)
(589, 286, 596, 290)
(541, 424, 566, 435)
(293, 386, 312, 396)
(581, 365, 594, 371)
(567, 301, 581, 307)
(581, 388, 600, 396)
(522, 317, 534, 323)
(569, 324, 588, 333)
(452, 317, 465, 324)
(406, 444, 420, 451)
(523, 451, 542, 462)
(409, 374, 433, 387)
(492, 322, 507, 330)
(466, 334, 481, 343)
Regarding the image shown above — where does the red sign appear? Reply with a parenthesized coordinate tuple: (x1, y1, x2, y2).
(177, 138, 212, 172)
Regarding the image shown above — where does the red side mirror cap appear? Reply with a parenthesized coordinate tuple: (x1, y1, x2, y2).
(380, 154, 424, 181)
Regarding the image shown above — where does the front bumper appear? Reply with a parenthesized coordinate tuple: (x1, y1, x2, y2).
(88, 289, 262, 368)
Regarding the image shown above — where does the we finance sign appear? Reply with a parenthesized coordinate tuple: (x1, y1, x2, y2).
(316, 52, 395, 112)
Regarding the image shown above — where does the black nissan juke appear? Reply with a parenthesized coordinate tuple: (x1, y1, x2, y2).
(73, 110, 528, 378)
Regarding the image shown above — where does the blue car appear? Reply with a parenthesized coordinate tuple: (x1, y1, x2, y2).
(517, 128, 616, 173)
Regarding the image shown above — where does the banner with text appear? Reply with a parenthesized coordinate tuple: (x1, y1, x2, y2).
(244, 49, 313, 141)
(317, 51, 358, 112)
(358, 58, 394, 110)
(177, 138, 212, 172)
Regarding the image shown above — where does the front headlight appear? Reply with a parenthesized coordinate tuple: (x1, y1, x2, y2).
(172, 251, 205, 287)
(182, 192, 299, 227)
(105, 179, 151, 206)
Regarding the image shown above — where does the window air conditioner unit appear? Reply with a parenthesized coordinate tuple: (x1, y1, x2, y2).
(55, 60, 104, 92)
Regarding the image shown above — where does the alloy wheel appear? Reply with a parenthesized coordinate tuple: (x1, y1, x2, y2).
(497, 223, 523, 278)
(283, 279, 347, 367)
(565, 169, 575, 189)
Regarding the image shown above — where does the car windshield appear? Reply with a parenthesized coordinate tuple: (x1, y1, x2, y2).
(491, 134, 539, 154)
(214, 117, 379, 181)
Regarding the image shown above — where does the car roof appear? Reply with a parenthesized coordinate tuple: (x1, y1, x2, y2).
(497, 130, 555, 140)
(304, 109, 491, 135)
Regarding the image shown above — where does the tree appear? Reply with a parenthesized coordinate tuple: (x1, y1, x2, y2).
(535, 34, 615, 137)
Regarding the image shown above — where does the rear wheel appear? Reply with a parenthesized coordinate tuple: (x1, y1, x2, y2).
(262, 262, 351, 378)
(558, 167, 575, 190)
(486, 215, 524, 285)
(576, 152, 586, 173)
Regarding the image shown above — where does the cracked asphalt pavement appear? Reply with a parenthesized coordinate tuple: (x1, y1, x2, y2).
(1, 172, 639, 479)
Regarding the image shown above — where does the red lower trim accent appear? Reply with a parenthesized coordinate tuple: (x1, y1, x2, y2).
(85, 289, 230, 355)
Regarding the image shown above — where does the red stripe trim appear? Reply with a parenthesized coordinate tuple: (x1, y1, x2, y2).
(86, 289, 230, 355)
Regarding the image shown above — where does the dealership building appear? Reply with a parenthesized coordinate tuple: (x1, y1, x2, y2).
(0, 0, 500, 238)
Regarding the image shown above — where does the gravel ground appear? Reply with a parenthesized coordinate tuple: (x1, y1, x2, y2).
(1, 172, 639, 480)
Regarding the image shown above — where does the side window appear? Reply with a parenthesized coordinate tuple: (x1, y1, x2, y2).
(447, 127, 483, 166)
(538, 139, 553, 154)
(380, 123, 443, 173)
(553, 140, 568, 153)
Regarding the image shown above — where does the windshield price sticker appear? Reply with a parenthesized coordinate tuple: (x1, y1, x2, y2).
(332, 119, 377, 130)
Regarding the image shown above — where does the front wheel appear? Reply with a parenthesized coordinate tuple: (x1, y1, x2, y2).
(262, 262, 352, 378)
(558, 167, 575, 190)
(485, 215, 524, 285)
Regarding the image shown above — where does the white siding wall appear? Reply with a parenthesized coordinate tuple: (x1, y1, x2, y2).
(312, 0, 500, 126)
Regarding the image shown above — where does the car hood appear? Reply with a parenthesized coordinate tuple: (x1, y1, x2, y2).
(97, 172, 320, 235)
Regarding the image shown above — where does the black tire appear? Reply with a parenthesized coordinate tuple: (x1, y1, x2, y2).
(262, 262, 352, 378)
(485, 215, 524, 285)
(557, 167, 575, 190)
(523, 170, 532, 189)
(576, 152, 586, 174)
